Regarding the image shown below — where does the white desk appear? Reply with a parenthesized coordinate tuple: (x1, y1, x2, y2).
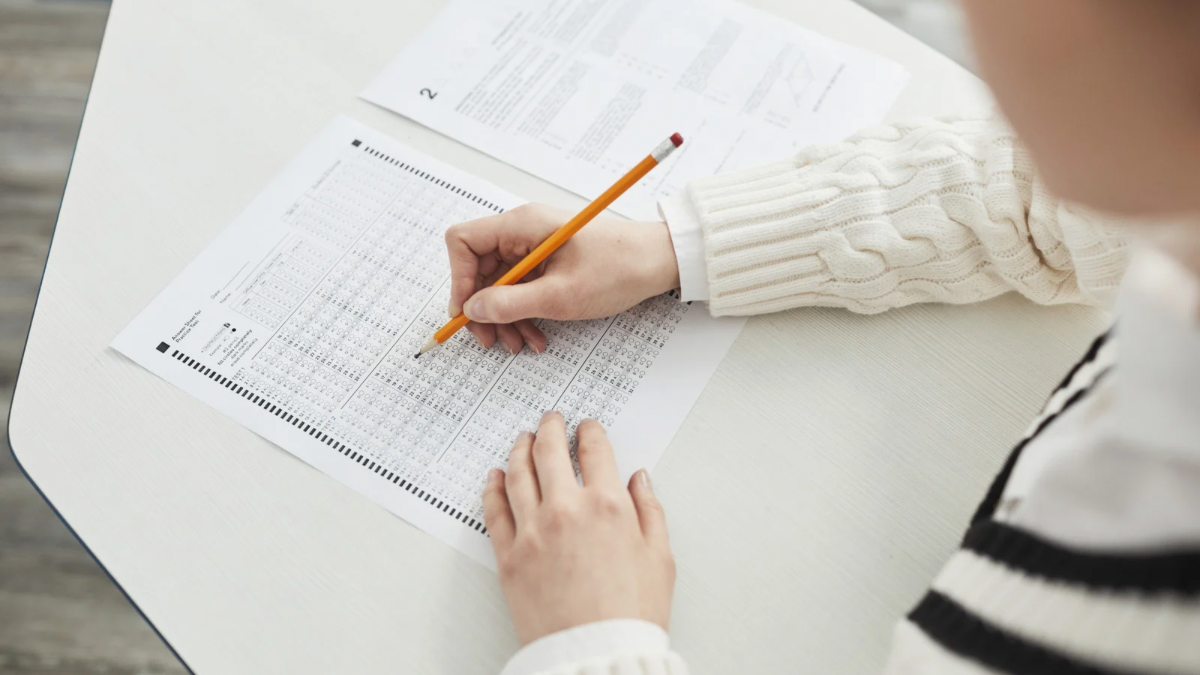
(8, 1, 1110, 673)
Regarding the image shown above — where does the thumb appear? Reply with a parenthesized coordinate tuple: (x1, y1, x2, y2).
(629, 469, 669, 548)
(463, 280, 566, 324)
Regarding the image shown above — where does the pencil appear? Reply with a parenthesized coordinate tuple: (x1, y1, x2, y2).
(416, 133, 684, 358)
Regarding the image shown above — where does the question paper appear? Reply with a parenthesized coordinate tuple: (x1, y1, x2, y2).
(362, 0, 910, 220)
(112, 117, 746, 568)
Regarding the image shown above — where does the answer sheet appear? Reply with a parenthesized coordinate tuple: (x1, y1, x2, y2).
(362, 0, 910, 220)
(112, 117, 746, 567)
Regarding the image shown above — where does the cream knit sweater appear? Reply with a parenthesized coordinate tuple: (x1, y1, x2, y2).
(684, 114, 1128, 315)
(496, 116, 1200, 675)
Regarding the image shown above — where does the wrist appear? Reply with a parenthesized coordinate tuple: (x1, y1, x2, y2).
(637, 221, 681, 297)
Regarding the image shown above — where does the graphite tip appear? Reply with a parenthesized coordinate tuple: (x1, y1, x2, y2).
(416, 338, 439, 357)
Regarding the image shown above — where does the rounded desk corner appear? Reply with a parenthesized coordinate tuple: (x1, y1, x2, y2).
(4, 383, 198, 675)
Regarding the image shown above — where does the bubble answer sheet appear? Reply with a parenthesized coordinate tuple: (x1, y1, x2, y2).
(111, 116, 747, 568)
(361, 0, 910, 221)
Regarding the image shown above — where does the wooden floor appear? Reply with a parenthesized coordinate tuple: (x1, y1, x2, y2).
(0, 1, 186, 672)
(0, 0, 966, 672)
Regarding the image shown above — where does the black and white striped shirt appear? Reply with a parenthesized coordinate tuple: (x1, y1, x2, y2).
(892, 247, 1200, 675)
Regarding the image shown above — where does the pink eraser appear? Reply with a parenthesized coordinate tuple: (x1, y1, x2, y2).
(670, 133, 684, 147)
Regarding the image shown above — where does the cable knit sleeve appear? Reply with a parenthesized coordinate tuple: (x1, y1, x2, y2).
(684, 114, 1129, 316)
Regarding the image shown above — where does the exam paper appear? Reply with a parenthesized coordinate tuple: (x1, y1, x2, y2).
(112, 117, 746, 568)
(362, 0, 910, 220)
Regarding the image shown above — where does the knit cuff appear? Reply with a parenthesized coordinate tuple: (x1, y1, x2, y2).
(499, 619, 683, 675)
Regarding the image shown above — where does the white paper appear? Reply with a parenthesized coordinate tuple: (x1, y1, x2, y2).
(362, 0, 910, 220)
(112, 117, 746, 568)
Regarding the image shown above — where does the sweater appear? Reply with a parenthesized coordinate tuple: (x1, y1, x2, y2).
(659, 114, 1128, 315)
(498, 116, 1200, 675)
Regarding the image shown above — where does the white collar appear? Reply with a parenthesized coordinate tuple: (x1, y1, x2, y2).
(1112, 243, 1200, 456)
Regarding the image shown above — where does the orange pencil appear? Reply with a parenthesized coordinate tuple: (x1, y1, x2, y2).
(416, 133, 684, 357)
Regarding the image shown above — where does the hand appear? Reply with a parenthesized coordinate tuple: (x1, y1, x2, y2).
(483, 412, 675, 645)
(445, 204, 680, 354)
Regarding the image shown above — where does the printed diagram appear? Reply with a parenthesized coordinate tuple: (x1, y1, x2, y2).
(785, 58, 815, 106)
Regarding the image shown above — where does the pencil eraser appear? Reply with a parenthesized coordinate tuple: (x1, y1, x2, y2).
(670, 133, 684, 147)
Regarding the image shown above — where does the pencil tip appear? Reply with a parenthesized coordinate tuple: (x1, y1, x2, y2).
(413, 352, 421, 359)
(416, 338, 439, 357)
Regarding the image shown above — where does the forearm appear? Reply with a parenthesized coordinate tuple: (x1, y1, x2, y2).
(665, 114, 1129, 316)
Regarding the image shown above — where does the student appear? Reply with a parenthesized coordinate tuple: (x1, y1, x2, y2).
(444, 1, 1200, 673)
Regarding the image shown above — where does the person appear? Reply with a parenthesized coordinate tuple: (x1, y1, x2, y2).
(443, 1, 1200, 673)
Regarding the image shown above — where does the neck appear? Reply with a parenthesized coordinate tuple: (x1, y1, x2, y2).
(1140, 218, 1200, 277)
(1133, 217, 1200, 321)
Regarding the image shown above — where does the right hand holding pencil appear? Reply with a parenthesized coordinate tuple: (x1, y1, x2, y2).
(445, 204, 680, 354)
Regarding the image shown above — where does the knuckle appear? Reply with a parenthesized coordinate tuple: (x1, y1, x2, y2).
(590, 490, 625, 518)
(531, 447, 555, 467)
(508, 534, 541, 564)
(504, 470, 527, 493)
(497, 546, 526, 581)
(542, 501, 579, 532)
(531, 438, 559, 461)
(497, 556, 518, 582)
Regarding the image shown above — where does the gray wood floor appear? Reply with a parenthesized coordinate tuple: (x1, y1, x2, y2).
(0, 1, 186, 672)
(0, 0, 966, 672)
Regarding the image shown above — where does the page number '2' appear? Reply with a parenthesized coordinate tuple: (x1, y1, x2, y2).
(420, 88, 438, 100)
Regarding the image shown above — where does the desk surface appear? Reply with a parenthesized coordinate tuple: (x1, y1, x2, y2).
(8, 1, 1110, 673)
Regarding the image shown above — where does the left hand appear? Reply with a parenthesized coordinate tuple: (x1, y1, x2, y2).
(483, 412, 675, 645)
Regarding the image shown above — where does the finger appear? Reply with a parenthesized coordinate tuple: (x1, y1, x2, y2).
(576, 419, 620, 489)
(531, 411, 577, 498)
(495, 323, 524, 356)
(482, 468, 515, 553)
(463, 278, 571, 324)
(445, 206, 562, 315)
(513, 319, 546, 354)
(629, 469, 670, 548)
(505, 431, 540, 526)
(445, 221, 498, 318)
(468, 322, 497, 350)
(477, 254, 501, 281)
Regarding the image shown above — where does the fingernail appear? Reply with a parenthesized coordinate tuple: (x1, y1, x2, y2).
(448, 302, 461, 319)
(637, 469, 651, 488)
(542, 410, 563, 422)
(517, 430, 534, 442)
(487, 468, 502, 485)
(464, 297, 492, 323)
